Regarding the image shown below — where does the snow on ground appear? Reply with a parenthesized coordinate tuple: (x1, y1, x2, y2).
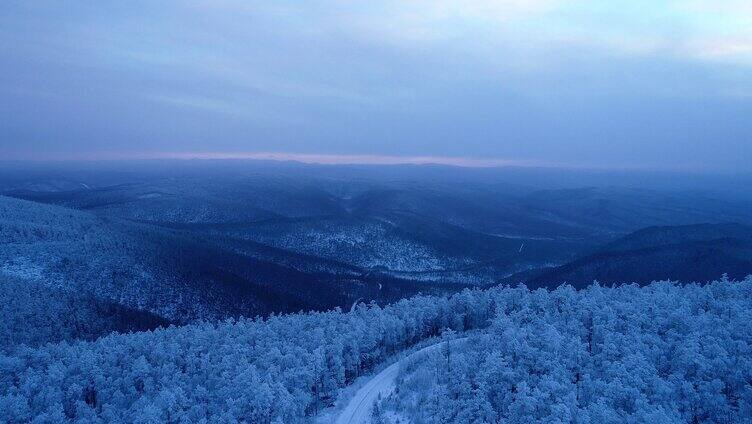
(319, 337, 468, 424)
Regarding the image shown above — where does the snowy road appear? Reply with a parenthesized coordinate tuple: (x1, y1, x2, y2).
(335, 338, 465, 424)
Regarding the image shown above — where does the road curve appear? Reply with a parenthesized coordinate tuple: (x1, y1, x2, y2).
(335, 338, 465, 424)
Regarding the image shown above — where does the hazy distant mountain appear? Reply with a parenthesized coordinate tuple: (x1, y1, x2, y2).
(3, 164, 752, 348)
(6, 176, 345, 223)
(6, 169, 752, 285)
(3, 176, 597, 280)
(519, 187, 752, 237)
(522, 223, 752, 288)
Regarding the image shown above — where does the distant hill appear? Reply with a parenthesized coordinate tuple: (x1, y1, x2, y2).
(6, 173, 752, 287)
(4, 178, 596, 280)
(0, 195, 446, 347)
(4, 169, 752, 346)
(518, 187, 752, 237)
(519, 223, 752, 288)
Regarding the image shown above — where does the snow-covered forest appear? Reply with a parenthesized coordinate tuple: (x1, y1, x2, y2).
(376, 278, 752, 423)
(4, 0, 752, 420)
(2, 277, 751, 423)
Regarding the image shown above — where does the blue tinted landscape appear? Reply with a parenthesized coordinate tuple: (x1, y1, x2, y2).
(1, 1, 751, 423)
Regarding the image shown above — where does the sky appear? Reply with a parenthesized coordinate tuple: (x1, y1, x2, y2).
(1, 0, 751, 172)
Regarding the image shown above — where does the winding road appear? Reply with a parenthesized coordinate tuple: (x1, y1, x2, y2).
(335, 338, 465, 424)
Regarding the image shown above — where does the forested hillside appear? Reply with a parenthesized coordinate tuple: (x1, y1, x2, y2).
(377, 278, 752, 423)
(0, 288, 496, 423)
(0, 195, 286, 324)
(9, 167, 752, 284)
(0, 195, 445, 347)
(2, 278, 750, 423)
(0, 275, 169, 349)
(522, 223, 752, 288)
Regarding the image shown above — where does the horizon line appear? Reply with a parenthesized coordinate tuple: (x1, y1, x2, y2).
(0, 151, 740, 174)
(0, 151, 555, 168)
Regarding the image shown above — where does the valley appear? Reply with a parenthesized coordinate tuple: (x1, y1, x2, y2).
(1, 162, 751, 349)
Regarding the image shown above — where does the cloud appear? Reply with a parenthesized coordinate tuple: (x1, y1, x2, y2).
(686, 37, 752, 64)
(144, 92, 265, 120)
(2, 0, 752, 172)
(679, 0, 752, 16)
(340, 0, 561, 43)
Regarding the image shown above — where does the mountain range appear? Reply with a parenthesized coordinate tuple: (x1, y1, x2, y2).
(1, 162, 751, 347)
